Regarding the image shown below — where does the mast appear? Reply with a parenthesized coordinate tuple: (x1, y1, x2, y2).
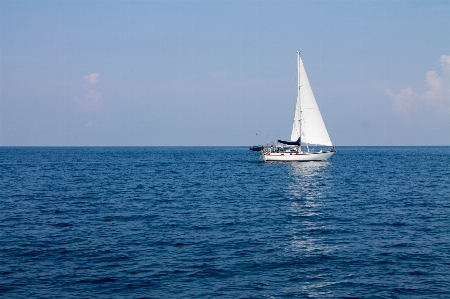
(297, 51, 302, 152)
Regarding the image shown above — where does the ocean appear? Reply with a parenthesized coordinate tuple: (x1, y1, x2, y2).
(1, 146, 449, 298)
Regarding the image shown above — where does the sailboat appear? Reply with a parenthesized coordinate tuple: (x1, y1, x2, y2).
(250, 51, 336, 161)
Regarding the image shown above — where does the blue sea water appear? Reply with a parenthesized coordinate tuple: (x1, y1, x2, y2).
(0, 146, 449, 298)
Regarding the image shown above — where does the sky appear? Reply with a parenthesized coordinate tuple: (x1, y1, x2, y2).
(1, 0, 449, 146)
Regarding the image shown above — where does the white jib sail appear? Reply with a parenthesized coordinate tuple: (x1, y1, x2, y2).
(290, 54, 332, 147)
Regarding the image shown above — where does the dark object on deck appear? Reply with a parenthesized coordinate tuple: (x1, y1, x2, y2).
(277, 137, 301, 146)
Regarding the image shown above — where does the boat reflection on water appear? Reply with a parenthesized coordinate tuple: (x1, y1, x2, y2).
(284, 162, 340, 295)
(286, 161, 337, 254)
(288, 161, 331, 199)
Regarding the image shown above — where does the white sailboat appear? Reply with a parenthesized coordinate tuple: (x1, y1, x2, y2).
(250, 51, 336, 161)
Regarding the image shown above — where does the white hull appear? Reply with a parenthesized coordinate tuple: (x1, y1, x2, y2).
(261, 150, 334, 162)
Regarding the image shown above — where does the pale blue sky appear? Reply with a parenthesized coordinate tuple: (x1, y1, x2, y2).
(1, 0, 449, 146)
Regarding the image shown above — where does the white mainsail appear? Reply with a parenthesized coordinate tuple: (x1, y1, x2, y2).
(290, 53, 332, 147)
